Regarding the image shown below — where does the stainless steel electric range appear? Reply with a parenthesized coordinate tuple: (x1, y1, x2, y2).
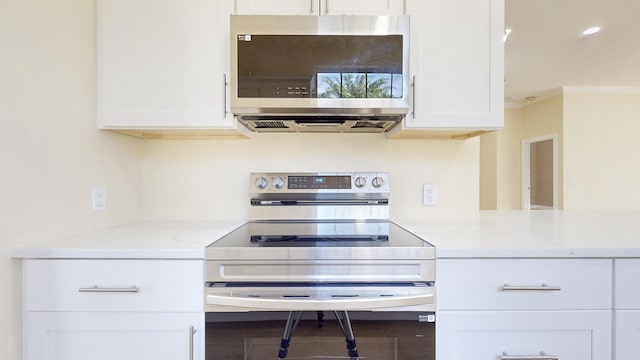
(204, 172, 436, 360)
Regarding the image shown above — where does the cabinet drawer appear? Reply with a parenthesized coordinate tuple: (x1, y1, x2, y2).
(437, 259, 612, 310)
(436, 311, 612, 360)
(615, 259, 640, 309)
(24, 259, 203, 311)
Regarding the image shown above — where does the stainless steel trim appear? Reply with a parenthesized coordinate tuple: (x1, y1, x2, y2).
(500, 351, 559, 360)
(206, 259, 436, 282)
(78, 285, 139, 293)
(206, 293, 433, 311)
(501, 284, 561, 291)
(189, 326, 196, 360)
(248, 204, 389, 221)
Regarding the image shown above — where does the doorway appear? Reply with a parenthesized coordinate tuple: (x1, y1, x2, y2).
(521, 134, 558, 210)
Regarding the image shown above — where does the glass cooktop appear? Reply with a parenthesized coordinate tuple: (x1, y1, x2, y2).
(207, 221, 432, 249)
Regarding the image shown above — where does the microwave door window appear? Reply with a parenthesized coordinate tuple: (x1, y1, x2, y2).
(236, 35, 402, 99)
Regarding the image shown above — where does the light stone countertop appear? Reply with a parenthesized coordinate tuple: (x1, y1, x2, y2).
(11, 220, 245, 259)
(397, 210, 640, 258)
(11, 211, 640, 259)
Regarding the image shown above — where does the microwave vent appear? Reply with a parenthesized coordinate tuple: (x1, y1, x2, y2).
(252, 121, 289, 129)
(352, 121, 388, 129)
(236, 115, 401, 133)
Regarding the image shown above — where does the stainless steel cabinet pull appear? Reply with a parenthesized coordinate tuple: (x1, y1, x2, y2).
(189, 326, 197, 360)
(500, 351, 558, 360)
(223, 74, 228, 118)
(310, 0, 314, 13)
(501, 284, 561, 291)
(78, 285, 139, 293)
(411, 76, 416, 117)
(324, 0, 329, 14)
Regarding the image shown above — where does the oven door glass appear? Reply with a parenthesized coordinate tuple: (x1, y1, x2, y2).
(205, 311, 434, 360)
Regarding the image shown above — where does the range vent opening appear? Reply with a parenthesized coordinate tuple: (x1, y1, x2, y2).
(252, 121, 289, 129)
(352, 121, 388, 129)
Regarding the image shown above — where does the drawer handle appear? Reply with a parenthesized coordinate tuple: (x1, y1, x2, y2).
(222, 74, 228, 118)
(411, 75, 416, 117)
(500, 351, 558, 360)
(78, 285, 140, 293)
(189, 326, 197, 360)
(501, 284, 561, 291)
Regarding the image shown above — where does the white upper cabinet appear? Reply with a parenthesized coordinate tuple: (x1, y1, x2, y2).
(235, 0, 404, 16)
(235, 0, 315, 15)
(389, 0, 504, 137)
(98, 0, 236, 131)
(322, 0, 404, 15)
(98, 0, 501, 138)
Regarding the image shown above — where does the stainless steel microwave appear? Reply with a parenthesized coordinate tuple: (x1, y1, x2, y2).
(230, 15, 410, 133)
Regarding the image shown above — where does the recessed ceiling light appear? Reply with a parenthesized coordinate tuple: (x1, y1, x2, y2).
(582, 26, 601, 36)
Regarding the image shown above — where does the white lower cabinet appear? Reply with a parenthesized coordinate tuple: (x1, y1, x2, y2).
(436, 258, 613, 360)
(24, 312, 203, 360)
(616, 311, 640, 359)
(22, 259, 205, 360)
(437, 311, 612, 360)
(615, 259, 640, 359)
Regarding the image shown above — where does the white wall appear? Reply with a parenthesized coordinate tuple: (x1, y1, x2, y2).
(563, 91, 640, 210)
(480, 107, 522, 210)
(1, 0, 144, 358)
(141, 134, 481, 222)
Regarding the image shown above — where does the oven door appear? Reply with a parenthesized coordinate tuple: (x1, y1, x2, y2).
(205, 311, 435, 360)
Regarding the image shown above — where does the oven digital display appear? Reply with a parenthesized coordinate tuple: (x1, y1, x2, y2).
(288, 176, 351, 189)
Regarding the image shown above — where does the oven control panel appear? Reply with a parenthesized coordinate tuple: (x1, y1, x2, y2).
(250, 172, 390, 194)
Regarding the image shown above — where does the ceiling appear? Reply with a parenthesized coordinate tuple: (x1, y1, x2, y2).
(504, 0, 640, 106)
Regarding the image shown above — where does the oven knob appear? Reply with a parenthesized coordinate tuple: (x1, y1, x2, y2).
(372, 176, 385, 188)
(354, 176, 367, 188)
(255, 177, 268, 189)
(272, 176, 285, 189)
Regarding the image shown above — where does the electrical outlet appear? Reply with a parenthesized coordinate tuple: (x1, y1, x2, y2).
(92, 187, 106, 212)
(423, 184, 437, 206)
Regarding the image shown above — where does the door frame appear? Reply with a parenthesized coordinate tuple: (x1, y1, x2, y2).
(521, 133, 558, 210)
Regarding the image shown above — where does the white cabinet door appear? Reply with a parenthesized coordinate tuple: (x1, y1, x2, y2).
(235, 0, 316, 15)
(98, 0, 235, 129)
(616, 310, 640, 359)
(24, 312, 203, 360)
(235, 0, 404, 16)
(437, 311, 612, 360)
(322, 0, 404, 15)
(401, 0, 503, 130)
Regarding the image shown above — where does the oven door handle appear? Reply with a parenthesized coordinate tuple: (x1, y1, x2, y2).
(206, 293, 433, 311)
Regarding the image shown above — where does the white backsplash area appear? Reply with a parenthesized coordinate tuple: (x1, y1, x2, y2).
(141, 133, 480, 222)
